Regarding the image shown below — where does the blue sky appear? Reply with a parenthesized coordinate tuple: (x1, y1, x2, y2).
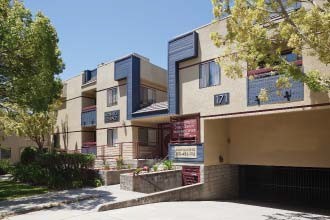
(25, 1, 213, 80)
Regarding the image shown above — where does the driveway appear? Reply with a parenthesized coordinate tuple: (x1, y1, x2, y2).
(8, 201, 330, 220)
(2, 184, 145, 219)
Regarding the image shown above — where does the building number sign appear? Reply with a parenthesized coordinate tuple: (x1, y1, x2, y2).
(104, 110, 120, 123)
(214, 93, 230, 106)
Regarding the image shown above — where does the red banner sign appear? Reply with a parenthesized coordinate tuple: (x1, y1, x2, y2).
(172, 119, 198, 139)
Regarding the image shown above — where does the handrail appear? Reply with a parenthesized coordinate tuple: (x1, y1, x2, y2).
(247, 60, 303, 77)
(82, 105, 96, 112)
(64, 141, 160, 160)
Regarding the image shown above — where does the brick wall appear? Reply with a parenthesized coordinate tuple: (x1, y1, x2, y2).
(199, 164, 239, 200)
(99, 164, 239, 211)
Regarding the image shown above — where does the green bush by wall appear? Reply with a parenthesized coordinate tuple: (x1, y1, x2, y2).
(12, 148, 101, 189)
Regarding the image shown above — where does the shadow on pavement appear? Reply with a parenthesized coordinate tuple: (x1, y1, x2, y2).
(0, 188, 116, 212)
(228, 199, 330, 219)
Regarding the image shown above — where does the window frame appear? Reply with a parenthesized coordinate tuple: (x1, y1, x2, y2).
(138, 127, 157, 147)
(107, 87, 118, 107)
(199, 61, 221, 89)
(140, 86, 156, 107)
(0, 148, 11, 159)
(107, 128, 118, 147)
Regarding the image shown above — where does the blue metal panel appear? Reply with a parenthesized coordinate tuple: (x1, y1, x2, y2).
(168, 32, 198, 114)
(81, 109, 96, 127)
(114, 55, 141, 120)
(114, 58, 132, 81)
(127, 56, 140, 120)
(168, 143, 204, 163)
(81, 146, 97, 155)
(247, 75, 304, 106)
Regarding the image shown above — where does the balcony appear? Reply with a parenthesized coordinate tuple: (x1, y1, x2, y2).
(139, 86, 167, 108)
(62, 83, 67, 98)
(247, 51, 302, 77)
(81, 142, 97, 155)
(82, 69, 97, 85)
(81, 105, 96, 127)
(247, 52, 304, 106)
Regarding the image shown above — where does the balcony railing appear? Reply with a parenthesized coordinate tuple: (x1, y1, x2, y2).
(81, 142, 97, 155)
(66, 142, 161, 160)
(247, 52, 304, 106)
(81, 105, 96, 127)
(247, 52, 302, 77)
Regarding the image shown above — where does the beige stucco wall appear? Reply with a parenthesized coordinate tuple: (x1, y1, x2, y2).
(203, 108, 330, 168)
(0, 136, 37, 163)
(55, 54, 167, 155)
(204, 119, 229, 166)
(55, 74, 83, 151)
(140, 59, 167, 88)
(178, 20, 330, 118)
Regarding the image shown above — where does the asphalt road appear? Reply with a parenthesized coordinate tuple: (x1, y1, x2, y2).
(8, 201, 330, 220)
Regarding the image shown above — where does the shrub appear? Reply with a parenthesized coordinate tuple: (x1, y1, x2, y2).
(20, 146, 39, 164)
(0, 159, 12, 175)
(116, 156, 124, 170)
(93, 179, 103, 187)
(163, 160, 173, 170)
(12, 152, 101, 189)
(152, 164, 158, 172)
(11, 163, 47, 185)
(134, 168, 143, 176)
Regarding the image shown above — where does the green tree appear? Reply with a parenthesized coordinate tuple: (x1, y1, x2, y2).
(0, 0, 64, 112)
(0, 102, 59, 150)
(211, 0, 330, 101)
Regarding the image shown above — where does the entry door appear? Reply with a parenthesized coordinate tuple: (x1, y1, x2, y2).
(159, 124, 171, 158)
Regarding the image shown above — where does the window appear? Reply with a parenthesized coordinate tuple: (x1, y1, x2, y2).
(0, 148, 11, 159)
(218, 0, 235, 19)
(140, 87, 156, 107)
(199, 61, 220, 88)
(53, 134, 60, 148)
(83, 69, 97, 84)
(107, 129, 118, 146)
(138, 128, 157, 146)
(107, 87, 118, 107)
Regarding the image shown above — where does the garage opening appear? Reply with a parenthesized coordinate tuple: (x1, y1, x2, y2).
(239, 165, 330, 208)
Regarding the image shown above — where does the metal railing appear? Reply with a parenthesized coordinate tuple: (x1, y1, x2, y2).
(81, 105, 96, 127)
(66, 142, 161, 160)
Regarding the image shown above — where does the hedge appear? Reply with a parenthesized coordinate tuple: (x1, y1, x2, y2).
(0, 159, 11, 175)
(11, 147, 102, 189)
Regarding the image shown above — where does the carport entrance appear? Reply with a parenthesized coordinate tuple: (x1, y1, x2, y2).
(239, 165, 330, 207)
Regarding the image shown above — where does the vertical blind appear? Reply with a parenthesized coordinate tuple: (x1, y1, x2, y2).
(107, 87, 118, 106)
(199, 61, 220, 88)
(107, 129, 118, 146)
(140, 87, 156, 107)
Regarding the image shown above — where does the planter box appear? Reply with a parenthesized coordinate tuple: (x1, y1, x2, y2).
(99, 169, 135, 185)
(120, 170, 182, 193)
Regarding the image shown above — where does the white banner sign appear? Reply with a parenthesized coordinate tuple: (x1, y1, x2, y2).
(174, 145, 197, 159)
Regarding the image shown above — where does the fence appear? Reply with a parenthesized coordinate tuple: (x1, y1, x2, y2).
(66, 142, 160, 160)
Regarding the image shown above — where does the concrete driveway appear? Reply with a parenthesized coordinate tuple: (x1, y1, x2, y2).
(8, 201, 330, 220)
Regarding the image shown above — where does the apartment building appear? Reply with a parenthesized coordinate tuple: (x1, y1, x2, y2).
(153, 5, 330, 204)
(55, 53, 169, 166)
(3, 1, 328, 205)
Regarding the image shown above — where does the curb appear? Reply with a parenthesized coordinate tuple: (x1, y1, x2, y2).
(97, 183, 203, 212)
(0, 194, 99, 219)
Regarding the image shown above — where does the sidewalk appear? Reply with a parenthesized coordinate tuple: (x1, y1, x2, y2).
(0, 185, 145, 219)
